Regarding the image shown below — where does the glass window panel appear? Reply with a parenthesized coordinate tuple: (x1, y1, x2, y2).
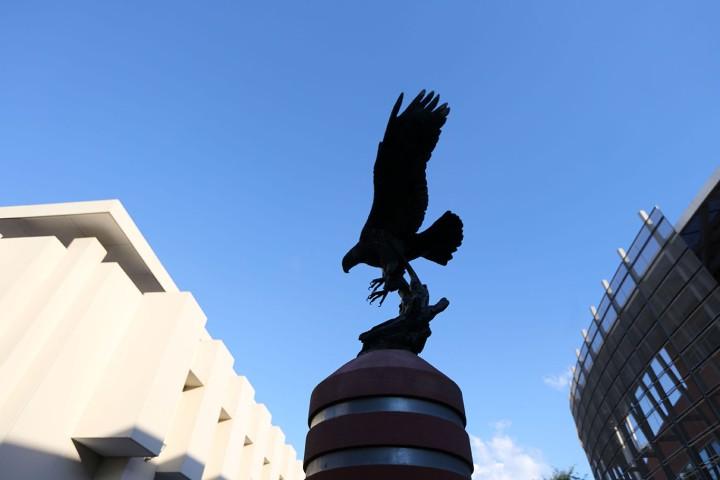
(601, 306, 617, 334)
(676, 454, 696, 480)
(635, 235, 661, 277)
(679, 400, 715, 443)
(665, 235, 689, 265)
(584, 351, 594, 372)
(658, 370, 677, 394)
(635, 308, 657, 336)
(707, 195, 720, 213)
(672, 322, 698, 353)
(659, 347, 672, 365)
(615, 275, 636, 308)
(627, 227, 651, 265)
(656, 218, 675, 240)
(697, 351, 720, 392)
(687, 268, 717, 302)
(710, 390, 720, 415)
(676, 250, 702, 282)
(646, 409, 664, 435)
(642, 373, 653, 390)
(634, 385, 644, 402)
(623, 289, 644, 320)
(588, 320, 598, 342)
(653, 426, 684, 466)
(591, 330, 604, 354)
(598, 295, 610, 318)
(682, 229, 701, 251)
(610, 266, 627, 294)
(651, 357, 664, 377)
(649, 207, 663, 226)
(653, 268, 687, 312)
(640, 230, 660, 256)
(682, 343, 707, 372)
(625, 322, 643, 346)
(698, 439, 720, 480)
(673, 379, 695, 416)
(683, 295, 719, 342)
(667, 387, 682, 406)
(633, 426, 648, 450)
(663, 283, 709, 339)
(619, 361, 636, 386)
(632, 252, 650, 278)
(610, 464, 625, 480)
(638, 395, 653, 417)
(693, 323, 720, 364)
(626, 412, 638, 431)
(645, 325, 666, 354)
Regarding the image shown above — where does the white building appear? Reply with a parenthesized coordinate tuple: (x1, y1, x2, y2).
(0, 200, 305, 480)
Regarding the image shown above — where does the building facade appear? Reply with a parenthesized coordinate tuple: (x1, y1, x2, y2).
(0, 200, 305, 480)
(570, 173, 720, 479)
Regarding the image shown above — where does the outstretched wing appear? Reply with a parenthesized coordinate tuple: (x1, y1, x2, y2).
(365, 90, 450, 238)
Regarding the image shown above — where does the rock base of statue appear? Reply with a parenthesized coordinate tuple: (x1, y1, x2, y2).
(303, 349, 473, 480)
(358, 282, 448, 355)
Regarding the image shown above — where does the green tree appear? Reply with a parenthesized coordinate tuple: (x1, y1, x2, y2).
(544, 466, 587, 480)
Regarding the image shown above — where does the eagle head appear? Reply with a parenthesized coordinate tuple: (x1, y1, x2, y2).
(342, 244, 362, 273)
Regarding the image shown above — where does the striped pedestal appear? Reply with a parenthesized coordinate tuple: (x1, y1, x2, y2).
(304, 349, 472, 479)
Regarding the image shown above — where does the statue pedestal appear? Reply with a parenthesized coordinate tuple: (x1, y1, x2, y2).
(303, 349, 473, 479)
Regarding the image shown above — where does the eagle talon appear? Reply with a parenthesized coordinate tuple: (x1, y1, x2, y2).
(367, 289, 389, 307)
(368, 277, 385, 293)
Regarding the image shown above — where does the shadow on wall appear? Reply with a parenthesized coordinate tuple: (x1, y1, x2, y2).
(0, 441, 105, 479)
(0, 433, 207, 479)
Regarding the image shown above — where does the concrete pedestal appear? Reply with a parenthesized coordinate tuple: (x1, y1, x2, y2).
(304, 349, 473, 479)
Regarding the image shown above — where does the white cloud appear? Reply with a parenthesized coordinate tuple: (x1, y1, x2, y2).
(471, 422, 551, 480)
(492, 419, 512, 431)
(543, 366, 574, 390)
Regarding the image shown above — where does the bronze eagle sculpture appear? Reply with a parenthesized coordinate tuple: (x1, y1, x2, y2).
(342, 90, 464, 309)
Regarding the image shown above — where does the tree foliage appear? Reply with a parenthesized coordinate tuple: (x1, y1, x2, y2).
(544, 466, 587, 480)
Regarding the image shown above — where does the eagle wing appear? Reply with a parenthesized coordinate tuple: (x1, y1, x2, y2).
(365, 90, 450, 238)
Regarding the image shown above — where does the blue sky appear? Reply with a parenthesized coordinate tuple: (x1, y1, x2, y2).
(2, 2, 720, 478)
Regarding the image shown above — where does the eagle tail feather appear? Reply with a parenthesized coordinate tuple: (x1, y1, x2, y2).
(414, 211, 463, 265)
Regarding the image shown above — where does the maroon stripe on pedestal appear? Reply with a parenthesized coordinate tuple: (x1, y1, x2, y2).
(306, 465, 470, 480)
(309, 367, 466, 423)
(304, 412, 473, 468)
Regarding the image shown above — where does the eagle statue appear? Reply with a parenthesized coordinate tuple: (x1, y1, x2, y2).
(342, 90, 464, 354)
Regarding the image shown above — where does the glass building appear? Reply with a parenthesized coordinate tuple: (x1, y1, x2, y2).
(571, 172, 720, 479)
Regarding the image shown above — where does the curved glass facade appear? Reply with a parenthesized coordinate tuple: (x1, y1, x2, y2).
(571, 207, 720, 479)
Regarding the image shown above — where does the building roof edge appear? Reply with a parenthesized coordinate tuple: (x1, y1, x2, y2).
(0, 200, 178, 293)
(675, 167, 720, 233)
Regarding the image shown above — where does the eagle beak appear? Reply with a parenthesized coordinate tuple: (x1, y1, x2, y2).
(342, 254, 353, 273)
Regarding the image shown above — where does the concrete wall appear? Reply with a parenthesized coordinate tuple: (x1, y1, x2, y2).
(0, 233, 304, 480)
